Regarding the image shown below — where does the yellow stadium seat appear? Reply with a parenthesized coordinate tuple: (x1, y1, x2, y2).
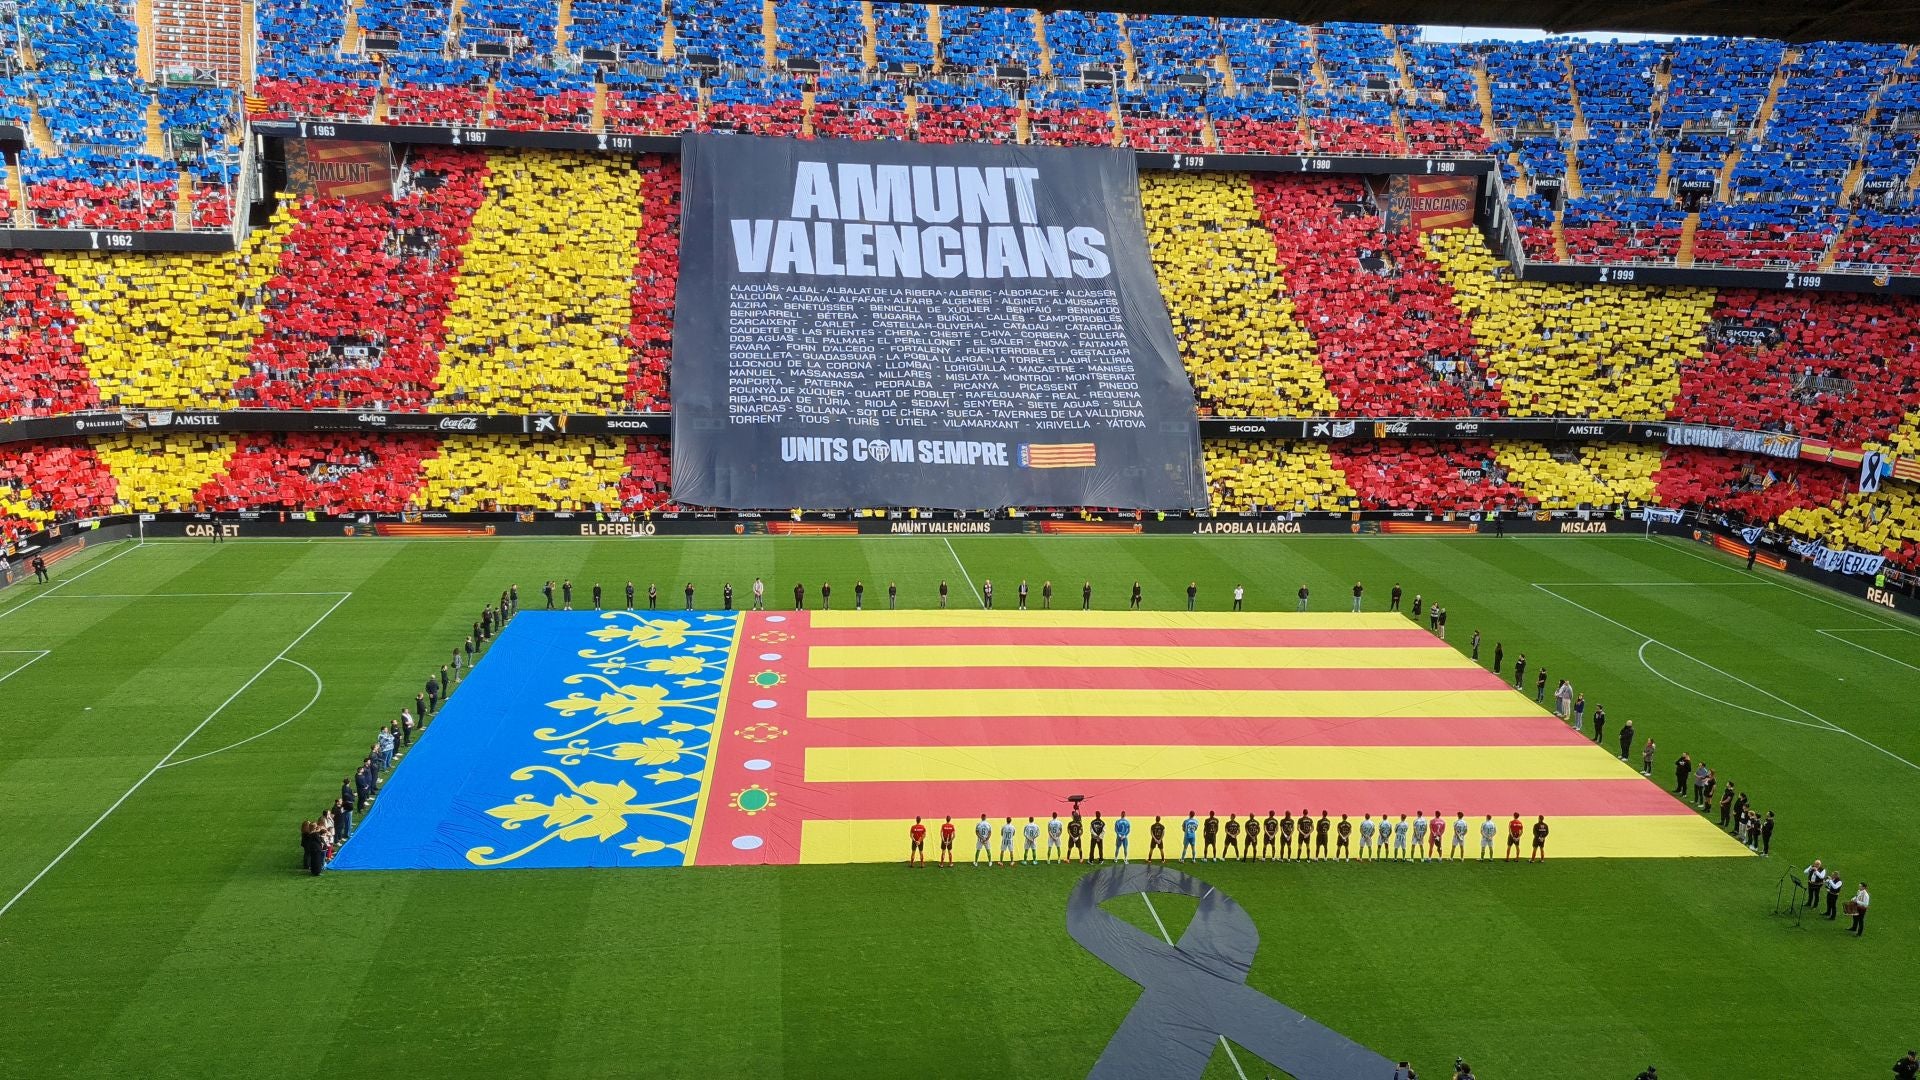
(1203, 439, 1356, 512)
(1139, 173, 1338, 418)
(433, 152, 647, 415)
(417, 435, 628, 511)
(1422, 229, 1712, 420)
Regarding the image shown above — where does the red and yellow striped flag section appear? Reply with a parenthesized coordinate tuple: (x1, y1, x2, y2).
(691, 612, 1749, 865)
(1020, 442, 1098, 468)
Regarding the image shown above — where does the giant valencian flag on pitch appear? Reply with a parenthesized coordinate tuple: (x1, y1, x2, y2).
(335, 610, 1749, 871)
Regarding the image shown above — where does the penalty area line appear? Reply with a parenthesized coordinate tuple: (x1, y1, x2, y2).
(1651, 535, 1920, 636)
(0, 540, 144, 624)
(0, 591, 351, 922)
(0, 649, 51, 684)
(1138, 892, 1251, 1080)
(1814, 629, 1920, 674)
(1533, 584, 1918, 773)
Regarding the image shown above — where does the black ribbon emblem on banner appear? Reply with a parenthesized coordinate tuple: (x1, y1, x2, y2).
(1067, 865, 1396, 1080)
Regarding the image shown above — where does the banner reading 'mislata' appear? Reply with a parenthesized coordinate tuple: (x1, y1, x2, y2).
(671, 134, 1208, 510)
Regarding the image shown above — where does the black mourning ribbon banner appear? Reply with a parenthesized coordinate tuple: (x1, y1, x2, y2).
(1067, 865, 1396, 1080)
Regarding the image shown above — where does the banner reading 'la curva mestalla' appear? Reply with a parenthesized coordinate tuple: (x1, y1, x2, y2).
(670, 134, 1208, 510)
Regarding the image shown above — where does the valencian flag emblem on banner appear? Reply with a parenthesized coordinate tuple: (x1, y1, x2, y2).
(335, 610, 1750, 871)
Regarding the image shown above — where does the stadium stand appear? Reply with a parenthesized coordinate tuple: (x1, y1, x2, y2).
(812, 76, 911, 141)
(22, 4, 1920, 256)
(912, 80, 1020, 145)
(1654, 447, 1855, 523)
(620, 437, 675, 510)
(431, 151, 649, 414)
(1424, 228, 1711, 419)
(872, 5, 935, 71)
(629, 157, 679, 411)
(237, 147, 488, 411)
(1250, 174, 1501, 417)
(1137, 172, 1337, 418)
(708, 76, 808, 138)
(1028, 84, 1116, 147)
(1778, 487, 1920, 568)
(416, 435, 629, 511)
(1119, 86, 1209, 153)
(1495, 442, 1661, 509)
(1211, 90, 1309, 154)
(195, 433, 434, 512)
(0, 441, 119, 537)
(0, 254, 103, 418)
(1331, 440, 1535, 511)
(603, 71, 702, 135)
(935, 6, 1041, 72)
(1203, 439, 1357, 512)
(91, 431, 237, 512)
(43, 225, 291, 408)
(1672, 290, 1920, 445)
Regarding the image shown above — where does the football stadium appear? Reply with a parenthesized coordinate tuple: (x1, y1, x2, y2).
(2, 0, 1919, 1077)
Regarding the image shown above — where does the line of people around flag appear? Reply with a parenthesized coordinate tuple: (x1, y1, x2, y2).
(1672, 751, 1777, 855)
(907, 809, 1554, 866)
(297, 583, 521, 876)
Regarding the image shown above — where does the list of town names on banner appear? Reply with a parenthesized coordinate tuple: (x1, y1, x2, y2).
(725, 283, 1148, 431)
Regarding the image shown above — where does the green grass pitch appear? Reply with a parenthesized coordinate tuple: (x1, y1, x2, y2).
(0, 533, 1912, 1080)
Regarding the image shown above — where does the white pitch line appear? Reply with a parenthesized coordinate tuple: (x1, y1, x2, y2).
(1634, 641, 1827, 730)
(0, 540, 142, 624)
(1533, 583, 1919, 772)
(0, 591, 351, 921)
(1139, 892, 1251, 1080)
(0, 649, 51, 685)
(1815, 629, 1920, 674)
(1530, 581, 1769, 587)
(159, 658, 325, 769)
(1653, 536, 1920, 637)
(942, 536, 986, 609)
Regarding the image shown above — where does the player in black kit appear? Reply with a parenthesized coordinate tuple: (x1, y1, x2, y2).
(1278, 811, 1294, 859)
(1066, 810, 1085, 862)
(1240, 814, 1258, 861)
(1222, 814, 1241, 859)
(1262, 811, 1280, 860)
(1296, 811, 1313, 861)
(1088, 811, 1105, 862)
(1148, 816, 1166, 864)
(1335, 814, 1353, 859)
(1201, 811, 1220, 860)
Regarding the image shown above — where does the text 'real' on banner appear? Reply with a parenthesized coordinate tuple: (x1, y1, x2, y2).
(670, 133, 1208, 510)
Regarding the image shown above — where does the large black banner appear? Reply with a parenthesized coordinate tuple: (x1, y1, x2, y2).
(671, 133, 1208, 510)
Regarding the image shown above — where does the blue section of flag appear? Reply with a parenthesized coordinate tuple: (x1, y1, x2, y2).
(332, 611, 740, 871)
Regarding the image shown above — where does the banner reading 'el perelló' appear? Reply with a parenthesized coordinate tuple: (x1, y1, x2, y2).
(671, 134, 1207, 510)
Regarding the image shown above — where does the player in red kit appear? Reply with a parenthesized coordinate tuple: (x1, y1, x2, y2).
(939, 816, 956, 868)
(1506, 813, 1524, 861)
(909, 817, 927, 867)
(1428, 812, 1445, 858)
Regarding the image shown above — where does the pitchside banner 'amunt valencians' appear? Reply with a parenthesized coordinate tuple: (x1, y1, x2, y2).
(670, 133, 1208, 510)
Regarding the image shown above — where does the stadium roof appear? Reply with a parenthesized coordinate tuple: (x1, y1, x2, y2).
(978, 0, 1919, 44)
